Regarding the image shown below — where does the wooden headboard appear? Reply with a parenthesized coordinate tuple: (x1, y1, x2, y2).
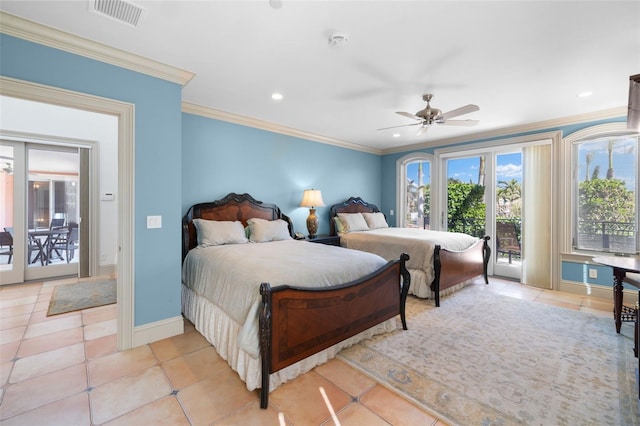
(328, 196, 382, 236)
(182, 192, 294, 259)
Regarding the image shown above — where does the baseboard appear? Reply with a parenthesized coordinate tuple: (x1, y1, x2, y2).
(559, 279, 639, 305)
(98, 264, 116, 277)
(132, 315, 184, 347)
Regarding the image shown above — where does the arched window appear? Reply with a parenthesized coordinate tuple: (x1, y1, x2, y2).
(396, 153, 432, 228)
(562, 123, 639, 254)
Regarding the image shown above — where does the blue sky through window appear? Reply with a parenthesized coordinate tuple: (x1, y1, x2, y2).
(406, 154, 524, 185)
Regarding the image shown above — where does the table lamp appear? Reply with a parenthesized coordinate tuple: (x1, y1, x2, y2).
(300, 189, 325, 239)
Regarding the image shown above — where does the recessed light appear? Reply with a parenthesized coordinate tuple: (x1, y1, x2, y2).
(272, 93, 283, 100)
(577, 91, 593, 98)
(393, 133, 400, 138)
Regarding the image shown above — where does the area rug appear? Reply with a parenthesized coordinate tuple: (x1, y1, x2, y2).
(339, 284, 639, 426)
(47, 280, 116, 316)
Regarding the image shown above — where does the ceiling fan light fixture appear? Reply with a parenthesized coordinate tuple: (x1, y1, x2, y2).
(328, 33, 348, 47)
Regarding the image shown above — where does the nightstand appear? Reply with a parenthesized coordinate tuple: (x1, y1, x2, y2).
(305, 235, 341, 246)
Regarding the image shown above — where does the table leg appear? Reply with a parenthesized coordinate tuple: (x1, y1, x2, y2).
(613, 268, 625, 334)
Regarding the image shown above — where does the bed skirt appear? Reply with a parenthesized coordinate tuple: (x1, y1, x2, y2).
(181, 284, 399, 392)
(408, 268, 475, 299)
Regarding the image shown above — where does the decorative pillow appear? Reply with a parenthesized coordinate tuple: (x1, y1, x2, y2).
(362, 212, 389, 229)
(333, 216, 345, 234)
(193, 219, 248, 247)
(337, 213, 370, 233)
(247, 218, 292, 243)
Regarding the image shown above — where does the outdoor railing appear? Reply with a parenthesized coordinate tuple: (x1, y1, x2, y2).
(577, 219, 636, 253)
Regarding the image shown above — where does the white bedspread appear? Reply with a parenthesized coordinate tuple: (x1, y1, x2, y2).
(182, 239, 389, 358)
(340, 228, 479, 297)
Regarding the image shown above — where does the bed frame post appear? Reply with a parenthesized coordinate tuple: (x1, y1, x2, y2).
(433, 245, 442, 307)
(259, 282, 272, 409)
(399, 253, 411, 330)
(482, 236, 491, 284)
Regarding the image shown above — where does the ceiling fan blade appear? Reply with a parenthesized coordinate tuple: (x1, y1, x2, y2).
(396, 111, 422, 121)
(439, 104, 479, 120)
(416, 126, 429, 136)
(441, 119, 479, 126)
(377, 122, 422, 131)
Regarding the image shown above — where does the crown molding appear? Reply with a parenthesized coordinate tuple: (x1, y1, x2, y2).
(182, 102, 383, 155)
(0, 11, 195, 86)
(381, 106, 628, 155)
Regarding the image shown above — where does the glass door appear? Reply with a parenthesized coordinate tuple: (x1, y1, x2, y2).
(0, 141, 25, 285)
(494, 152, 522, 279)
(0, 140, 82, 284)
(442, 151, 523, 281)
(444, 155, 487, 238)
(25, 145, 80, 281)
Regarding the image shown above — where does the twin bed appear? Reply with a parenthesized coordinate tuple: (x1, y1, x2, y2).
(330, 196, 491, 307)
(181, 192, 489, 408)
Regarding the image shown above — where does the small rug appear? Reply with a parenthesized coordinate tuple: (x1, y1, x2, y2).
(47, 280, 116, 316)
(339, 284, 639, 426)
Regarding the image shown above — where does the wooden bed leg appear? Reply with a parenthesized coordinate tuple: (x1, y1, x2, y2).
(482, 236, 491, 284)
(399, 253, 411, 330)
(433, 245, 442, 308)
(259, 283, 272, 409)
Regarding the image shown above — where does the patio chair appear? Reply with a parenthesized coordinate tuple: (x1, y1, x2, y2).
(496, 221, 521, 264)
(0, 231, 13, 264)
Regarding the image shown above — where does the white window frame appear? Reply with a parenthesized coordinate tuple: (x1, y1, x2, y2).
(396, 152, 433, 228)
(561, 122, 639, 258)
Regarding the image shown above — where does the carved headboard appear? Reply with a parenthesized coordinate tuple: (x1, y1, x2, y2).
(182, 193, 294, 259)
(328, 196, 382, 236)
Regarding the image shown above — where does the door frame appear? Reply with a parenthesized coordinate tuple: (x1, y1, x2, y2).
(1, 76, 135, 351)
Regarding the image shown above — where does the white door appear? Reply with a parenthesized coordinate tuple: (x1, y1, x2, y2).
(0, 141, 84, 285)
(0, 141, 26, 284)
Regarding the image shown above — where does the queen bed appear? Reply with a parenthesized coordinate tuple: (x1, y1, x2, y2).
(330, 196, 490, 307)
(181, 193, 410, 408)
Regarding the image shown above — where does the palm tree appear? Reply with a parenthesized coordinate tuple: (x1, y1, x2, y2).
(497, 179, 521, 217)
(478, 156, 486, 186)
(585, 152, 593, 181)
(606, 139, 615, 179)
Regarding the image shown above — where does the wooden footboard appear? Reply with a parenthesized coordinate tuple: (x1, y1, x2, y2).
(258, 253, 410, 408)
(432, 236, 490, 307)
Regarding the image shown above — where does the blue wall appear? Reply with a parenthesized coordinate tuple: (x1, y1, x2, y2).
(182, 113, 382, 236)
(1, 34, 183, 326)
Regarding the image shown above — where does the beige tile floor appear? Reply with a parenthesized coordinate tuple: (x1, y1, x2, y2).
(0, 276, 615, 425)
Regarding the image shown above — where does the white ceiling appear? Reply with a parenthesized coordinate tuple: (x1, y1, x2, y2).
(2, 1, 638, 152)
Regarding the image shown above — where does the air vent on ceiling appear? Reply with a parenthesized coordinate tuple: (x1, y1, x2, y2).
(90, 0, 146, 28)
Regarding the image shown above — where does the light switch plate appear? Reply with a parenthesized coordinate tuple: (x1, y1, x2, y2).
(588, 268, 598, 279)
(147, 215, 162, 229)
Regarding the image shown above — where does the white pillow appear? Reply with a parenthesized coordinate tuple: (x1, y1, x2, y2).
(362, 212, 389, 229)
(193, 219, 248, 247)
(247, 218, 292, 243)
(337, 213, 370, 233)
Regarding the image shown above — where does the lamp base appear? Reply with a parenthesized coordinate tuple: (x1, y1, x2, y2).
(306, 208, 318, 239)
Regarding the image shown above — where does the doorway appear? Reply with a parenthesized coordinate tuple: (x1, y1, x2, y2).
(0, 79, 134, 351)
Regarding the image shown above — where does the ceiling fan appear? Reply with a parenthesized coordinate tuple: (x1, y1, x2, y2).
(379, 94, 479, 136)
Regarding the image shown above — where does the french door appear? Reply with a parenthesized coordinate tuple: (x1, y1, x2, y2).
(441, 151, 523, 280)
(0, 140, 88, 284)
(438, 140, 553, 285)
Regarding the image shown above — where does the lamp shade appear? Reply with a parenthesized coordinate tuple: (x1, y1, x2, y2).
(300, 189, 325, 208)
